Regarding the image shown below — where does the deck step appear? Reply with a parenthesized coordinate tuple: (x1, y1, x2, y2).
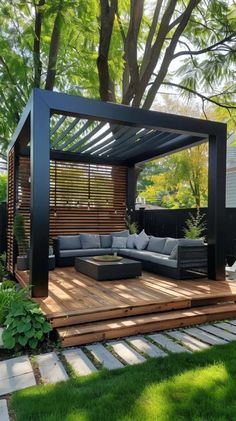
(49, 292, 236, 328)
(56, 302, 236, 347)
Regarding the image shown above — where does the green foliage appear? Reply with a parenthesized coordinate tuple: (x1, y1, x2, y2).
(3, 300, 52, 350)
(13, 213, 28, 255)
(125, 213, 139, 234)
(183, 210, 206, 240)
(0, 284, 28, 326)
(1, 279, 16, 289)
(0, 253, 7, 282)
(0, 174, 7, 202)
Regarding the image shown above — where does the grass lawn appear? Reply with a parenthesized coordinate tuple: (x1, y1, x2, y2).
(11, 341, 236, 421)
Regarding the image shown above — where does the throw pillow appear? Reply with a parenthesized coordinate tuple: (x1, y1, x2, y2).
(127, 234, 138, 249)
(147, 236, 166, 253)
(100, 234, 112, 248)
(112, 236, 127, 249)
(134, 230, 149, 250)
(80, 234, 101, 249)
(162, 238, 179, 255)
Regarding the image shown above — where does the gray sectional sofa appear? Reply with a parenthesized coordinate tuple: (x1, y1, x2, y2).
(53, 230, 207, 279)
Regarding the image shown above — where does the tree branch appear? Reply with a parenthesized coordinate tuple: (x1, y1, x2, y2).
(122, 0, 144, 101)
(143, 0, 201, 109)
(33, 0, 45, 88)
(97, 0, 117, 102)
(140, 0, 163, 78)
(128, 0, 178, 106)
(173, 33, 236, 59)
(161, 81, 236, 110)
(45, 0, 63, 91)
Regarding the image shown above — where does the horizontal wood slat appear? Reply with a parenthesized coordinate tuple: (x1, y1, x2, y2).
(7, 148, 15, 273)
(16, 156, 127, 242)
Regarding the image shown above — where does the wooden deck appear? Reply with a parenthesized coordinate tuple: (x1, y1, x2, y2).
(15, 268, 236, 347)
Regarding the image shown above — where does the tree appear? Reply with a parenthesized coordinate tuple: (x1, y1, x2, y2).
(0, 174, 7, 202)
(0, 0, 235, 154)
(139, 144, 208, 209)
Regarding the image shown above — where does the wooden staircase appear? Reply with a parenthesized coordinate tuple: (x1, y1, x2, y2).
(54, 293, 236, 347)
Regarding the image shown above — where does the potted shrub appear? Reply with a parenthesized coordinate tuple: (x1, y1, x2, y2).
(13, 213, 29, 270)
(183, 209, 206, 240)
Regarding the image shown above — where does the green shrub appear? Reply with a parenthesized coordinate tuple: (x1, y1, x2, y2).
(0, 285, 28, 325)
(1, 280, 16, 290)
(183, 209, 206, 240)
(13, 213, 28, 255)
(3, 300, 52, 350)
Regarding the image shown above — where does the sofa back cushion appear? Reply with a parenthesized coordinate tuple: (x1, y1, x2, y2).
(134, 230, 149, 250)
(58, 235, 81, 250)
(80, 234, 101, 249)
(127, 234, 138, 249)
(100, 234, 112, 248)
(112, 236, 127, 249)
(112, 229, 129, 238)
(162, 238, 179, 255)
(147, 236, 166, 254)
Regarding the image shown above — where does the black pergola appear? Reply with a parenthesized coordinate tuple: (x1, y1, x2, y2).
(8, 88, 226, 297)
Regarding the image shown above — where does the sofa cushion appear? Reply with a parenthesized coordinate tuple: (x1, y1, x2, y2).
(127, 234, 138, 249)
(147, 236, 166, 253)
(80, 234, 101, 249)
(112, 229, 129, 238)
(100, 234, 112, 248)
(60, 248, 112, 258)
(134, 230, 149, 250)
(112, 236, 127, 249)
(58, 235, 81, 250)
(169, 238, 205, 259)
(118, 249, 177, 268)
(162, 238, 179, 255)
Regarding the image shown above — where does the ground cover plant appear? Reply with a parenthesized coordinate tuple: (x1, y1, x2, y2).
(11, 340, 236, 421)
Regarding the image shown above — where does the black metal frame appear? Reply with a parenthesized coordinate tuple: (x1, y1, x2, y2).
(8, 88, 227, 297)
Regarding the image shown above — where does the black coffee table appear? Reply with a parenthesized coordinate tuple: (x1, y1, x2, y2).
(75, 257, 142, 281)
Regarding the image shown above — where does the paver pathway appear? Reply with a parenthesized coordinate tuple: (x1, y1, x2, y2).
(0, 400, 9, 421)
(2, 318, 236, 405)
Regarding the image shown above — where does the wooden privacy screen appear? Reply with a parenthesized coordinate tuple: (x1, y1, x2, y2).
(17, 156, 127, 242)
(7, 148, 15, 273)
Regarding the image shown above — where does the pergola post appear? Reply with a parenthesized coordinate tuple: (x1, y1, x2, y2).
(208, 129, 227, 280)
(30, 90, 50, 297)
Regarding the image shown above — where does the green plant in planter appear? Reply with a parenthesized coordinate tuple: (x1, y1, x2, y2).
(13, 213, 28, 255)
(3, 300, 52, 349)
(0, 285, 28, 325)
(183, 209, 206, 240)
(13, 213, 29, 270)
(125, 213, 139, 234)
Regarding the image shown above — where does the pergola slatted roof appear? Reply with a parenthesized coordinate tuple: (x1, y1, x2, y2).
(48, 115, 207, 163)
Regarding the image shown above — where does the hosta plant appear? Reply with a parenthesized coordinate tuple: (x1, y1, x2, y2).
(3, 300, 52, 350)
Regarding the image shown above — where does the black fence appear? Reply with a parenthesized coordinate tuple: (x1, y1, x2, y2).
(133, 207, 236, 263)
(0, 202, 7, 254)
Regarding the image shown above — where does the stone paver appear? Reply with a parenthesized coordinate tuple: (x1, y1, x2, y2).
(183, 327, 227, 346)
(37, 352, 68, 384)
(227, 320, 236, 326)
(127, 336, 167, 358)
(167, 331, 209, 351)
(86, 343, 123, 370)
(0, 400, 9, 421)
(63, 348, 97, 376)
(148, 333, 191, 353)
(199, 325, 236, 341)
(109, 340, 146, 365)
(215, 322, 236, 335)
(0, 356, 36, 396)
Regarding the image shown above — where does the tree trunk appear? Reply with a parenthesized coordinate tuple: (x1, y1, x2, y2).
(33, 0, 45, 88)
(45, 1, 63, 91)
